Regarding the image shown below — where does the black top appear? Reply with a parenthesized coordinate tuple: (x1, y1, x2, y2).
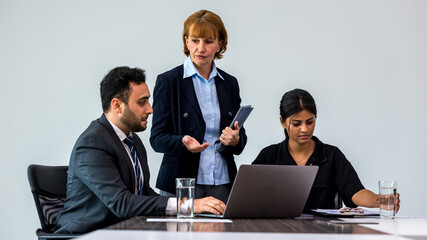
(252, 136, 364, 213)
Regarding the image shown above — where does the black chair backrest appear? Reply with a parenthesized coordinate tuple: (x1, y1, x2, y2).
(27, 164, 68, 233)
(334, 191, 343, 209)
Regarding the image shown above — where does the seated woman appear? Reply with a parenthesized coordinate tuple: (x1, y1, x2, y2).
(252, 88, 400, 213)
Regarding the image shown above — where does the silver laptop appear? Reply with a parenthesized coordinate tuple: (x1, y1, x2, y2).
(197, 164, 318, 218)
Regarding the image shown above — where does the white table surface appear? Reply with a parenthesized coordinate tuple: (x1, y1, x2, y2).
(75, 217, 427, 240)
(361, 217, 427, 237)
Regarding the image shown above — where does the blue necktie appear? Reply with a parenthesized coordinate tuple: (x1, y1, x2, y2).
(123, 137, 143, 195)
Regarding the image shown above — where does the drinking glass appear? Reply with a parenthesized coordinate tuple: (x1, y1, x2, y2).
(378, 181, 397, 219)
(176, 178, 195, 218)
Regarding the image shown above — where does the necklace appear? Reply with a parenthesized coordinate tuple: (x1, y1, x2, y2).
(289, 140, 314, 166)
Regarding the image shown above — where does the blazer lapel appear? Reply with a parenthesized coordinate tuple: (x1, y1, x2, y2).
(180, 76, 203, 120)
(99, 114, 136, 191)
(215, 76, 232, 130)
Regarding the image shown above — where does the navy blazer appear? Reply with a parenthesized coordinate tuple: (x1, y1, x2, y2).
(150, 65, 247, 194)
(55, 114, 169, 234)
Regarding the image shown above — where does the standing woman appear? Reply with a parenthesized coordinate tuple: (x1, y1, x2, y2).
(253, 89, 400, 213)
(150, 10, 247, 203)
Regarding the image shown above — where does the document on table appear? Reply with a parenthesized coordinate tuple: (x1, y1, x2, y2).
(312, 209, 379, 217)
(147, 218, 232, 223)
(331, 218, 380, 224)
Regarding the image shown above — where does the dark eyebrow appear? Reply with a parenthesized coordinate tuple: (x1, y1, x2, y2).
(291, 117, 315, 122)
(138, 96, 150, 101)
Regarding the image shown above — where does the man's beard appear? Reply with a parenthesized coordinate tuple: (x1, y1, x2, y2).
(120, 106, 146, 133)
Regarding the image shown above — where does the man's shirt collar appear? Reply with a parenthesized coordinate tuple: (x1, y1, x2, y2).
(106, 116, 133, 141)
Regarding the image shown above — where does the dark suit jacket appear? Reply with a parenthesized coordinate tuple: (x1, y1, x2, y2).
(150, 65, 247, 194)
(55, 114, 169, 234)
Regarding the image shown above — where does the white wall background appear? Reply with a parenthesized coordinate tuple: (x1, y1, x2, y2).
(1, 0, 426, 239)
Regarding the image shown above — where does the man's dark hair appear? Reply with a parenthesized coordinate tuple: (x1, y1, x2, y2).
(100, 66, 146, 113)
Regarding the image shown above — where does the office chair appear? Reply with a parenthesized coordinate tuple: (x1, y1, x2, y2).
(334, 192, 343, 209)
(27, 164, 80, 240)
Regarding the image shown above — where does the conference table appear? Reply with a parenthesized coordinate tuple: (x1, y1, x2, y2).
(75, 215, 427, 240)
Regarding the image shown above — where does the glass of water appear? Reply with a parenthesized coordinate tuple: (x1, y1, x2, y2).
(378, 181, 397, 219)
(176, 178, 195, 218)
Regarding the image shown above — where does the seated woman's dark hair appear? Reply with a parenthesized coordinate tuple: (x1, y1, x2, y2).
(280, 89, 317, 138)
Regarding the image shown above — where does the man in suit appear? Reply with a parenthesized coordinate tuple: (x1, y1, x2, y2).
(55, 67, 225, 234)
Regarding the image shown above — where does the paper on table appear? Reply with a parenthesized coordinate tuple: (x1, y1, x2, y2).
(147, 218, 232, 223)
(331, 218, 380, 224)
(312, 209, 379, 217)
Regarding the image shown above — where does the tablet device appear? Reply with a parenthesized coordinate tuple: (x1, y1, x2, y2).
(216, 105, 253, 152)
